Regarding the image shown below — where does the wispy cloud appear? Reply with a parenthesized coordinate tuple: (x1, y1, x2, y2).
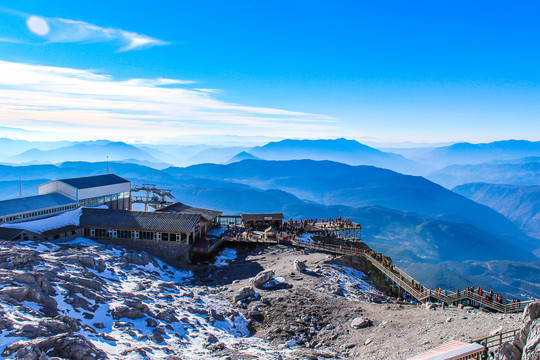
(44, 18, 170, 51)
(0, 7, 169, 51)
(0, 61, 336, 142)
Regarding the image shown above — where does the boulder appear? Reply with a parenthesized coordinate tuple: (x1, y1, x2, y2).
(155, 309, 179, 323)
(0, 286, 30, 302)
(210, 309, 225, 322)
(122, 252, 155, 267)
(350, 317, 372, 329)
(495, 342, 521, 360)
(294, 260, 307, 273)
(4, 334, 107, 360)
(13, 273, 36, 285)
(522, 317, 540, 360)
(0, 285, 57, 309)
(234, 286, 255, 302)
(251, 269, 275, 288)
(524, 302, 540, 323)
(207, 334, 219, 344)
(111, 304, 145, 320)
(55, 316, 81, 332)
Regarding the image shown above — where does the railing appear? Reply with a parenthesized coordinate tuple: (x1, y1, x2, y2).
(473, 328, 519, 353)
(363, 252, 535, 313)
(221, 233, 536, 313)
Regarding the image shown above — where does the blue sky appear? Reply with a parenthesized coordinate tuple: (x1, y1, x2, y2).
(0, 1, 539, 144)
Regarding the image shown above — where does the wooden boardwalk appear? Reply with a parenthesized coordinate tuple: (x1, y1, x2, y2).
(222, 235, 534, 313)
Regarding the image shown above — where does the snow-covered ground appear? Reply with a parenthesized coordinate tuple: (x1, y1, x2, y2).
(0, 238, 293, 359)
(297, 233, 315, 244)
(214, 248, 237, 267)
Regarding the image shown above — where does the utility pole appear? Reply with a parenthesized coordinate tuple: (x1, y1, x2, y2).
(19, 175, 23, 198)
(107, 155, 109, 174)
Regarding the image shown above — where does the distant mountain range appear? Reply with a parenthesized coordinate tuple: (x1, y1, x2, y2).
(227, 151, 261, 163)
(246, 138, 426, 174)
(414, 140, 540, 169)
(454, 183, 540, 241)
(164, 159, 535, 248)
(428, 159, 540, 188)
(7, 141, 161, 165)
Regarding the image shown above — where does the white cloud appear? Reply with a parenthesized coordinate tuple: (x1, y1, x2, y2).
(0, 7, 169, 51)
(0, 60, 336, 142)
(44, 18, 170, 51)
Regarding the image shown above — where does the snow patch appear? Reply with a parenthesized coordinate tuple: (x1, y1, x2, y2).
(214, 248, 237, 267)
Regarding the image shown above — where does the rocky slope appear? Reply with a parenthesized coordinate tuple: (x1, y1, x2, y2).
(0, 239, 525, 359)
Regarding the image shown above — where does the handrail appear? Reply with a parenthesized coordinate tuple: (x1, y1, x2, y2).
(473, 328, 519, 352)
(222, 235, 535, 313)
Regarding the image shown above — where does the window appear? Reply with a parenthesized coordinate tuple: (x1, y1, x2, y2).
(139, 231, 153, 240)
(117, 230, 132, 239)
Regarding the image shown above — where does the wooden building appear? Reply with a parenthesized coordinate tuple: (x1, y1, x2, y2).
(80, 208, 205, 244)
(157, 202, 222, 234)
(241, 213, 284, 228)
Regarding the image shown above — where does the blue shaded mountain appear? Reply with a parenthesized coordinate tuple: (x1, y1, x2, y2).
(454, 183, 540, 241)
(417, 140, 540, 168)
(248, 138, 425, 174)
(0, 138, 70, 158)
(164, 159, 536, 251)
(185, 146, 251, 165)
(8, 141, 162, 164)
(227, 151, 261, 163)
(428, 160, 540, 188)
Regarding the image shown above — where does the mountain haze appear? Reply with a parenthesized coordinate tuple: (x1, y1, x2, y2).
(248, 138, 426, 174)
(428, 160, 540, 188)
(454, 183, 540, 240)
(164, 159, 536, 252)
(417, 140, 540, 169)
(8, 141, 161, 164)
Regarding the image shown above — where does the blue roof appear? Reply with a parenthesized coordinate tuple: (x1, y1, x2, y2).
(58, 174, 130, 189)
(0, 193, 75, 217)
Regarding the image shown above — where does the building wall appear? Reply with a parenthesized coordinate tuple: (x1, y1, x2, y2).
(38, 181, 77, 200)
(90, 237, 190, 264)
(77, 183, 131, 201)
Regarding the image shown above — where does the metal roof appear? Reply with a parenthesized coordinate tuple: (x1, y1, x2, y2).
(0, 193, 76, 217)
(241, 213, 284, 221)
(406, 340, 485, 360)
(158, 202, 222, 221)
(58, 174, 130, 190)
(80, 208, 200, 233)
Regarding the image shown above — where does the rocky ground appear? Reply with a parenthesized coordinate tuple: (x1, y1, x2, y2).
(0, 238, 525, 359)
(208, 245, 523, 359)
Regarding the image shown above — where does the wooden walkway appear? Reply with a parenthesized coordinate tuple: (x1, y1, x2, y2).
(223, 235, 534, 313)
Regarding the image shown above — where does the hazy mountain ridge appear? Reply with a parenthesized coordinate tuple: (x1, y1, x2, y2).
(227, 151, 261, 163)
(454, 183, 540, 240)
(7, 141, 161, 164)
(416, 139, 540, 169)
(164, 159, 534, 249)
(428, 160, 540, 188)
(247, 138, 426, 174)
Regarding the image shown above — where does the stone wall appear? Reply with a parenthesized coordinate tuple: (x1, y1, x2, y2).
(91, 238, 190, 265)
